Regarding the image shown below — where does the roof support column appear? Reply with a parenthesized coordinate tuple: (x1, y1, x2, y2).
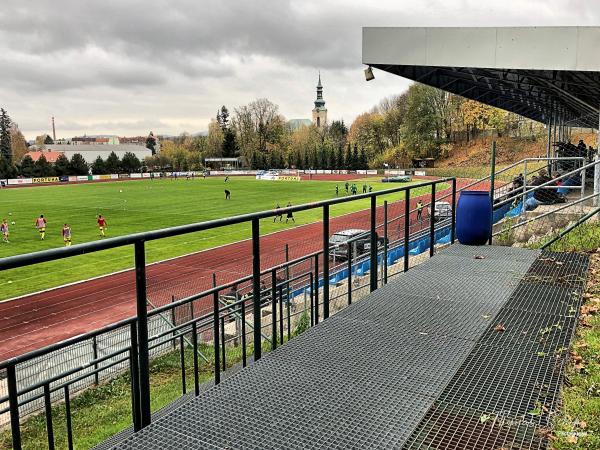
(594, 111, 600, 208)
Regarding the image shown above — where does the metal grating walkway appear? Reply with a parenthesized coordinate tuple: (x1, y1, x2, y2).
(111, 245, 589, 450)
(402, 251, 589, 450)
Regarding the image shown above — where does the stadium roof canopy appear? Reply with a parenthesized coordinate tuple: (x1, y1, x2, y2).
(362, 27, 600, 129)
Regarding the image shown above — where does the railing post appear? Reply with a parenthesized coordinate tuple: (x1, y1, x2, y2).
(429, 184, 436, 257)
(314, 254, 319, 324)
(179, 333, 186, 394)
(7, 364, 21, 450)
(129, 321, 141, 432)
(220, 316, 226, 372)
(212, 287, 220, 385)
(309, 271, 314, 326)
(192, 322, 200, 396)
(240, 299, 247, 367)
(92, 335, 99, 386)
(451, 179, 457, 244)
(383, 200, 388, 284)
(347, 244, 352, 305)
(370, 196, 378, 291)
(170, 295, 177, 350)
(488, 141, 496, 245)
(404, 189, 410, 272)
(271, 269, 277, 350)
(251, 218, 262, 361)
(44, 383, 54, 450)
(134, 240, 151, 428)
(322, 205, 330, 319)
(64, 386, 74, 450)
(278, 286, 284, 344)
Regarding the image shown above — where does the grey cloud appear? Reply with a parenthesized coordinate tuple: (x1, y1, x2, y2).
(1, 0, 598, 138)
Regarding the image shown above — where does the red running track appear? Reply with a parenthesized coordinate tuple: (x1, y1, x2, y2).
(0, 179, 484, 361)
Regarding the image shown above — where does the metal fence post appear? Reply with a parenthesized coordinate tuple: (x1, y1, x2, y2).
(404, 189, 410, 272)
(240, 299, 247, 367)
(347, 244, 352, 305)
(451, 179, 457, 244)
(170, 295, 177, 350)
(271, 269, 277, 350)
(129, 321, 141, 432)
(383, 200, 388, 284)
(429, 184, 436, 257)
(370, 196, 378, 291)
(314, 254, 319, 324)
(43, 383, 54, 450)
(220, 316, 226, 372)
(251, 218, 262, 361)
(309, 271, 314, 326)
(192, 322, 200, 396)
(7, 364, 21, 450)
(92, 335, 99, 386)
(134, 240, 151, 428)
(488, 141, 496, 245)
(212, 287, 220, 384)
(322, 205, 330, 319)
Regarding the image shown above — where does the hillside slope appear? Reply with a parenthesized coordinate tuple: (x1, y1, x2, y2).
(437, 131, 597, 168)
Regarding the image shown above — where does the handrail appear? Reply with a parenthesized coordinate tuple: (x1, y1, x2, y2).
(492, 191, 600, 237)
(494, 158, 600, 209)
(0, 178, 453, 272)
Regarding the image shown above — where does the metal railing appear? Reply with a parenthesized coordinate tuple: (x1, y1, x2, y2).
(0, 177, 456, 450)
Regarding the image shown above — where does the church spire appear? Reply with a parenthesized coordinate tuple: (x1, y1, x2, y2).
(314, 72, 325, 108)
(312, 72, 327, 127)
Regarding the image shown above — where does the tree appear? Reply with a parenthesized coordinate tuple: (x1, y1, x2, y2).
(328, 120, 348, 150)
(44, 135, 54, 145)
(33, 154, 54, 177)
(10, 127, 28, 161)
(222, 129, 238, 158)
(91, 156, 106, 175)
(20, 155, 35, 177)
(146, 131, 157, 155)
(0, 155, 17, 178)
(121, 152, 142, 173)
(217, 105, 230, 130)
(351, 144, 359, 170)
(105, 151, 122, 173)
(54, 154, 71, 176)
(0, 108, 12, 164)
(206, 119, 224, 158)
(69, 153, 89, 175)
(345, 143, 352, 170)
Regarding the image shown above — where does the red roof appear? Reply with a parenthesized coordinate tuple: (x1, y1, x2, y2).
(25, 151, 65, 163)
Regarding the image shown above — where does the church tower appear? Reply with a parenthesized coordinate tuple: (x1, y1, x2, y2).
(312, 73, 327, 128)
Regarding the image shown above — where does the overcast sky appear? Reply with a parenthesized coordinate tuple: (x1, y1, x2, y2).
(0, 0, 597, 140)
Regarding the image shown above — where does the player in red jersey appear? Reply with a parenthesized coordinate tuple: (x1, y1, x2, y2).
(97, 214, 108, 238)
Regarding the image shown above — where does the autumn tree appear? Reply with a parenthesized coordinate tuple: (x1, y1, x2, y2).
(10, 127, 29, 161)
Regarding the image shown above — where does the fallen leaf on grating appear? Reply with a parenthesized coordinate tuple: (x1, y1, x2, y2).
(474, 255, 485, 259)
(482, 314, 491, 320)
(494, 323, 506, 332)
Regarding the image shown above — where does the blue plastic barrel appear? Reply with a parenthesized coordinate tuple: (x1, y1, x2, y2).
(456, 191, 492, 245)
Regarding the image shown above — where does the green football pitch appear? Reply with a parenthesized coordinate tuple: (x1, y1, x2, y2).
(0, 177, 440, 300)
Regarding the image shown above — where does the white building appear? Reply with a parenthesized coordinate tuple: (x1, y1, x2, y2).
(44, 144, 153, 164)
